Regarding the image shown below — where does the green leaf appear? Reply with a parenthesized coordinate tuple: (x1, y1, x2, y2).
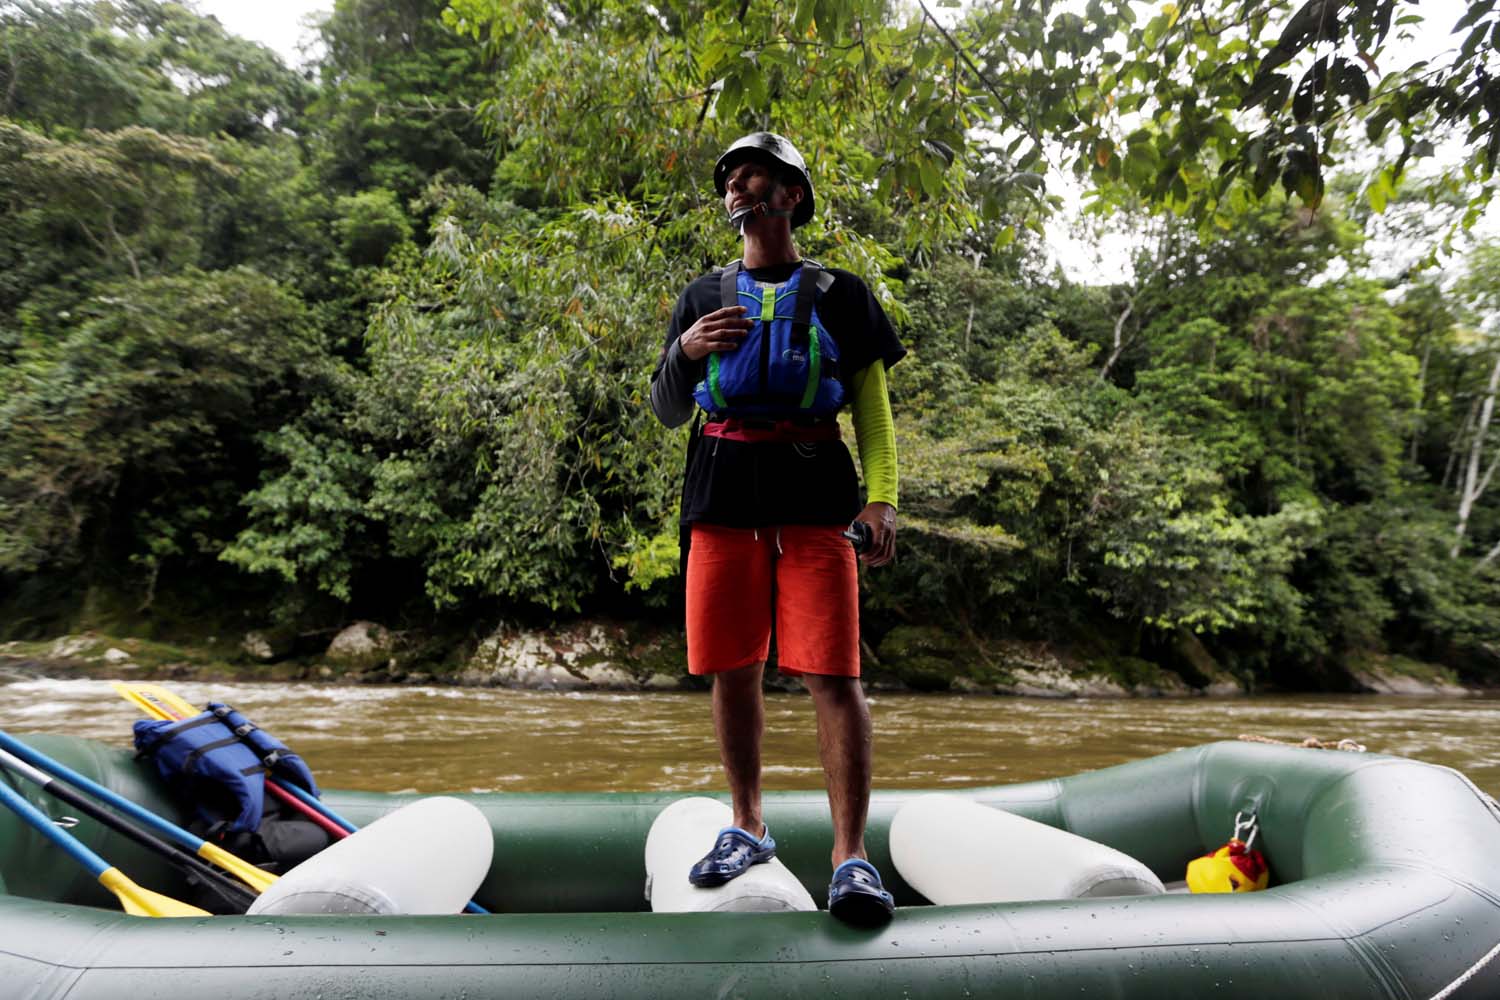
(1460, 19, 1490, 62)
(1453, 0, 1495, 33)
(743, 64, 768, 106)
(717, 74, 742, 120)
(1124, 144, 1156, 187)
(918, 157, 943, 196)
(1330, 59, 1369, 106)
(794, 0, 817, 35)
(1296, 166, 1323, 207)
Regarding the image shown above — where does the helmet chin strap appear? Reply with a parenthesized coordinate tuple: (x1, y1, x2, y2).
(727, 182, 795, 233)
(728, 200, 794, 232)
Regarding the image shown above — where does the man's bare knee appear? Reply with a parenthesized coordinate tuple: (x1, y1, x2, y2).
(713, 660, 765, 692)
(802, 673, 863, 703)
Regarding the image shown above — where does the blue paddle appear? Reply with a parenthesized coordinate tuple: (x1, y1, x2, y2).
(0, 773, 207, 917)
(0, 728, 276, 894)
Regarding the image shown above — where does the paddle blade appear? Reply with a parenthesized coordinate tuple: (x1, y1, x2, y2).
(111, 682, 194, 721)
(198, 842, 278, 894)
(98, 866, 209, 918)
(133, 684, 199, 719)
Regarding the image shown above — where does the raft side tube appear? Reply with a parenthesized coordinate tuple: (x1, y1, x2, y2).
(1, 736, 1498, 1000)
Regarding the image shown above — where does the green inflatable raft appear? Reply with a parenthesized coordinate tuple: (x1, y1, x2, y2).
(1, 735, 1497, 999)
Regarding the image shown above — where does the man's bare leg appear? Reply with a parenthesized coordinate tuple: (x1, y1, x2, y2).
(802, 673, 872, 867)
(713, 660, 766, 835)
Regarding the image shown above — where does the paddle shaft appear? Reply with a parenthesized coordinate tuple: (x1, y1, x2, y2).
(0, 772, 208, 917)
(0, 775, 114, 876)
(267, 776, 347, 837)
(0, 749, 255, 912)
(0, 728, 277, 894)
(0, 728, 211, 851)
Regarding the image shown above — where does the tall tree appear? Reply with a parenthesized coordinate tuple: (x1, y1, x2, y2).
(308, 0, 496, 202)
(0, 0, 310, 140)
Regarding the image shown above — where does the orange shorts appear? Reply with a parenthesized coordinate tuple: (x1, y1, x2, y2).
(685, 523, 860, 677)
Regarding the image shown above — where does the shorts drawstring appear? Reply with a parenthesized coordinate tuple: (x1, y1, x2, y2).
(751, 528, 782, 555)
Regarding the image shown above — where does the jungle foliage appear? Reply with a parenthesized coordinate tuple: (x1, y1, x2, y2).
(1, 0, 1497, 684)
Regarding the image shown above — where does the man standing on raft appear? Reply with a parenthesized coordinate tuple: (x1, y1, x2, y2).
(649, 132, 904, 925)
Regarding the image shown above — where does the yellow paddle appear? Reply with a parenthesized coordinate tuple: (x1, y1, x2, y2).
(116, 682, 197, 722)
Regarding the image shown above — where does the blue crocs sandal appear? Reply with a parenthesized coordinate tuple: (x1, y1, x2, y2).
(828, 858, 895, 925)
(688, 825, 777, 887)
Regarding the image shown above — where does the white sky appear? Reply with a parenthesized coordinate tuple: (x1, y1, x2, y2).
(197, 0, 329, 69)
(202, 0, 1493, 284)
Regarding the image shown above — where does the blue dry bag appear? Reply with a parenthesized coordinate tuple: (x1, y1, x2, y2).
(133, 702, 319, 835)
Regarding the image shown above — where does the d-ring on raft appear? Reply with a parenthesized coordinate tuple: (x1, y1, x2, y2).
(1, 734, 1497, 999)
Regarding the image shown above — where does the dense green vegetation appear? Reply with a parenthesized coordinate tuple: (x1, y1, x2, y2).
(1, 0, 1497, 688)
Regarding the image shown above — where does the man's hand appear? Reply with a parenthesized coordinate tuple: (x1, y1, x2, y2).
(855, 501, 896, 567)
(679, 306, 752, 361)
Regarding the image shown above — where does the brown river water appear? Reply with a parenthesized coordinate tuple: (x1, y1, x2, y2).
(1, 676, 1497, 797)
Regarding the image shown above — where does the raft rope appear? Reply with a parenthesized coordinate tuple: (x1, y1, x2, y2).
(1427, 937, 1500, 1000)
(1237, 734, 1367, 752)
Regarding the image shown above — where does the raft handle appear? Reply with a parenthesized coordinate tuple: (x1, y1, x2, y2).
(1233, 811, 1259, 852)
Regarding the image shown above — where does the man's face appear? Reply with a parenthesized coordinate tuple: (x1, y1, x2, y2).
(723, 160, 802, 219)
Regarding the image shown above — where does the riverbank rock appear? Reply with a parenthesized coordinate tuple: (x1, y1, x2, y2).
(47, 635, 99, 660)
(325, 622, 396, 670)
(1010, 669, 1130, 698)
(984, 641, 1132, 698)
(464, 622, 633, 690)
(1346, 654, 1470, 696)
(875, 626, 982, 691)
(578, 663, 636, 689)
(1168, 630, 1244, 696)
(1088, 655, 1195, 697)
(241, 630, 296, 663)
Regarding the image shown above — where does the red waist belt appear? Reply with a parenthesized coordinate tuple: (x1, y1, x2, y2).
(702, 418, 841, 443)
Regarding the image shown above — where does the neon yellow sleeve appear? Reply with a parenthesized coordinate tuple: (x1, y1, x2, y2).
(849, 360, 898, 509)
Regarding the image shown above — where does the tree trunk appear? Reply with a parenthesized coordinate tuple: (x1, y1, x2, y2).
(1410, 339, 1432, 464)
(1451, 351, 1500, 558)
(1444, 396, 1479, 492)
(1098, 293, 1135, 381)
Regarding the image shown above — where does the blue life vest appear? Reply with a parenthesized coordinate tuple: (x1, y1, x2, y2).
(692, 260, 845, 418)
(133, 702, 319, 835)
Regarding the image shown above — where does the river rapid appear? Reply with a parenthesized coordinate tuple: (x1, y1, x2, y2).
(1, 676, 1496, 797)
